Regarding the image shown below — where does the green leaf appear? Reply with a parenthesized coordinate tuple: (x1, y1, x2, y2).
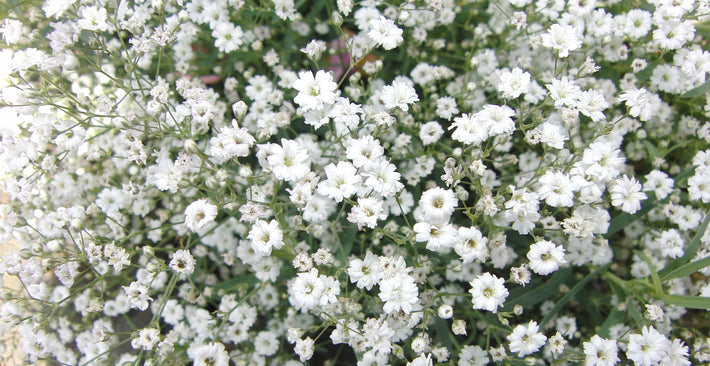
(214, 275, 257, 291)
(598, 307, 625, 338)
(681, 79, 710, 98)
(606, 196, 659, 237)
(504, 359, 529, 366)
(627, 299, 645, 323)
(539, 265, 609, 328)
(659, 214, 710, 280)
(656, 294, 710, 310)
(660, 256, 710, 282)
(434, 318, 454, 351)
(637, 251, 663, 296)
(674, 166, 698, 185)
(336, 227, 357, 263)
(642, 140, 661, 159)
(503, 268, 572, 312)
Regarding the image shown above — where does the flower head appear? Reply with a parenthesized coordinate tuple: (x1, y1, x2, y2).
(368, 16, 403, 50)
(507, 321, 547, 357)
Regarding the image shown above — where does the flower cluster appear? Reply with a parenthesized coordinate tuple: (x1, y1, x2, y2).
(1, 0, 710, 365)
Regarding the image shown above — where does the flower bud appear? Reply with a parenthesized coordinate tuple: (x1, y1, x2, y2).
(143, 246, 155, 257)
(398, 10, 410, 23)
(232, 101, 248, 120)
(146, 261, 162, 273)
(331, 11, 343, 27)
(238, 165, 252, 177)
(438, 304, 453, 319)
(178, 10, 189, 23)
(452, 319, 467, 335)
(183, 139, 198, 154)
(31, 243, 43, 255)
(205, 176, 220, 190)
(63, 54, 78, 71)
(252, 40, 262, 51)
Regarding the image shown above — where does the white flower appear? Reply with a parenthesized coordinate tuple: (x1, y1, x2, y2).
(317, 161, 361, 202)
(583, 335, 619, 366)
(507, 321, 547, 357)
(419, 121, 444, 145)
(247, 219, 284, 256)
(319, 274, 340, 306)
(643, 170, 674, 199)
(169, 249, 196, 275)
(188, 342, 230, 366)
(55, 261, 80, 287)
(609, 175, 647, 214)
(381, 79, 419, 111)
(655, 229, 685, 259)
(661, 339, 691, 366)
(454, 226, 489, 264)
(438, 304, 453, 319)
(414, 221, 458, 252)
(208, 120, 255, 161)
(348, 251, 383, 290)
(131, 327, 161, 351)
(267, 138, 311, 182)
(303, 194, 337, 222)
(378, 274, 419, 314)
(537, 171, 575, 207)
(295, 337, 315, 362)
(346, 135, 385, 168)
(582, 140, 625, 183)
(541, 24, 582, 58)
(254, 331, 279, 356)
(498, 67, 531, 99)
(288, 268, 325, 311)
(43, 0, 75, 18)
(300, 39, 326, 59)
(347, 197, 387, 230)
(469, 272, 508, 313)
(479, 104, 516, 136)
(546, 77, 582, 108)
(184, 199, 218, 233)
(77, 6, 109, 32)
(368, 16, 403, 50)
(450, 113, 489, 145)
(547, 332, 567, 356)
(626, 326, 670, 366)
(623, 9, 652, 39)
(458, 345, 489, 366)
(407, 353, 433, 366)
(653, 20, 695, 50)
(361, 158, 404, 197)
(436, 96, 459, 120)
(293, 70, 337, 111)
(576, 89, 609, 122)
(418, 187, 458, 223)
(122, 281, 152, 311)
(211, 21, 244, 53)
(527, 240, 567, 275)
(688, 169, 710, 203)
(618, 88, 660, 122)
(538, 121, 568, 149)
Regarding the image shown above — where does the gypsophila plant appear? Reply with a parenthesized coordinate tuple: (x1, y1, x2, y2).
(2, 0, 710, 364)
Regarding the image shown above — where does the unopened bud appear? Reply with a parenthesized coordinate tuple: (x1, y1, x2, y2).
(398, 11, 410, 23)
(331, 11, 343, 27)
(183, 139, 198, 154)
(178, 10, 189, 23)
(232, 101, 248, 120)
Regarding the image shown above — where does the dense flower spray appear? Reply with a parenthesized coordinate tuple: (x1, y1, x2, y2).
(0, 0, 708, 365)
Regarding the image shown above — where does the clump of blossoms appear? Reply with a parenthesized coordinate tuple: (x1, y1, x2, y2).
(2, 0, 710, 364)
